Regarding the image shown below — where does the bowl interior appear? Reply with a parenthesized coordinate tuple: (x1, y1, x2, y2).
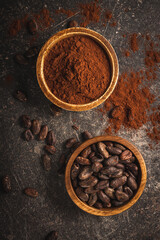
(65, 136, 147, 216)
(36, 28, 119, 111)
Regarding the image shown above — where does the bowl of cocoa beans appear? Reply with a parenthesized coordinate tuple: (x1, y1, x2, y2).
(65, 136, 147, 216)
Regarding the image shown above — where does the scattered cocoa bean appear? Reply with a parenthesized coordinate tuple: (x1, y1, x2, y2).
(39, 125, 48, 140)
(65, 138, 77, 148)
(14, 90, 27, 102)
(2, 175, 11, 193)
(47, 130, 56, 145)
(14, 54, 28, 65)
(31, 119, 41, 135)
(24, 46, 39, 58)
(42, 154, 51, 171)
(24, 129, 34, 141)
(45, 230, 58, 240)
(45, 145, 56, 155)
(82, 131, 92, 140)
(24, 188, 38, 198)
(21, 115, 31, 128)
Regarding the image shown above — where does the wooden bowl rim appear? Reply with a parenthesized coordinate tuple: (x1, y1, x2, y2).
(36, 27, 119, 111)
(65, 136, 147, 216)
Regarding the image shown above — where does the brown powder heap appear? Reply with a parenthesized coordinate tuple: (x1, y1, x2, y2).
(44, 35, 111, 104)
(130, 33, 139, 52)
(80, 1, 101, 27)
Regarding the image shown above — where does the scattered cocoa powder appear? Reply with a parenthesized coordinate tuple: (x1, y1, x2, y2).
(130, 33, 139, 52)
(125, 50, 130, 57)
(55, 8, 75, 17)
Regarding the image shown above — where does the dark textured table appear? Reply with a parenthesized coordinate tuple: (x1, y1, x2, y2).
(0, 0, 160, 239)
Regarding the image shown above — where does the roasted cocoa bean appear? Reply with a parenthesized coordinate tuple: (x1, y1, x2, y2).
(126, 163, 138, 176)
(115, 190, 129, 202)
(101, 167, 123, 178)
(21, 115, 31, 128)
(110, 176, 127, 189)
(95, 180, 109, 190)
(79, 176, 98, 188)
(2, 175, 11, 193)
(31, 119, 41, 135)
(78, 166, 93, 180)
(75, 187, 89, 202)
(84, 187, 99, 194)
(97, 142, 109, 158)
(104, 141, 113, 147)
(120, 150, 132, 161)
(88, 193, 97, 206)
(27, 19, 38, 35)
(14, 54, 28, 65)
(124, 186, 133, 198)
(82, 131, 92, 140)
(94, 201, 103, 209)
(24, 46, 39, 58)
(98, 173, 109, 180)
(98, 190, 110, 203)
(47, 131, 56, 145)
(71, 163, 80, 180)
(116, 163, 125, 170)
(76, 156, 91, 165)
(104, 187, 115, 199)
(127, 176, 138, 191)
(45, 230, 58, 240)
(90, 154, 104, 163)
(42, 154, 51, 171)
(92, 162, 103, 172)
(80, 146, 92, 158)
(45, 145, 56, 155)
(103, 202, 112, 208)
(106, 146, 122, 155)
(24, 129, 34, 141)
(14, 90, 27, 102)
(112, 200, 123, 207)
(104, 155, 119, 166)
(114, 143, 126, 151)
(39, 125, 48, 140)
(65, 138, 77, 148)
(24, 188, 38, 198)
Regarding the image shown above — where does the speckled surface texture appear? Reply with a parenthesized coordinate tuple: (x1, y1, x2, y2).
(0, 0, 160, 239)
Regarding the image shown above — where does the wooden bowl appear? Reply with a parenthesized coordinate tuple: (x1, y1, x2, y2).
(65, 136, 147, 216)
(36, 27, 119, 111)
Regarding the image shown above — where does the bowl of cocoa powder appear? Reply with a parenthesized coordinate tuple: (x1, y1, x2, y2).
(65, 135, 147, 216)
(36, 27, 119, 111)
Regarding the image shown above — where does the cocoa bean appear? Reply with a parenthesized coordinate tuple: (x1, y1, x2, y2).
(124, 186, 133, 198)
(97, 142, 109, 158)
(45, 230, 58, 240)
(112, 200, 123, 207)
(116, 163, 125, 170)
(31, 119, 41, 135)
(76, 156, 91, 165)
(98, 190, 110, 203)
(95, 180, 109, 190)
(78, 166, 93, 180)
(104, 188, 115, 199)
(65, 138, 77, 148)
(14, 54, 28, 65)
(101, 167, 123, 178)
(47, 131, 56, 145)
(104, 155, 119, 166)
(103, 202, 112, 208)
(98, 173, 109, 180)
(42, 154, 51, 171)
(88, 151, 95, 159)
(24, 129, 34, 141)
(88, 193, 98, 206)
(39, 125, 48, 140)
(92, 162, 103, 172)
(75, 187, 89, 202)
(71, 163, 80, 180)
(94, 201, 103, 209)
(127, 176, 138, 191)
(104, 141, 113, 147)
(21, 115, 31, 128)
(120, 150, 132, 161)
(14, 90, 27, 102)
(90, 154, 104, 163)
(126, 163, 138, 176)
(80, 146, 92, 158)
(110, 176, 127, 189)
(2, 175, 11, 193)
(82, 131, 93, 140)
(72, 179, 78, 188)
(24, 188, 38, 198)
(45, 145, 56, 155)
(115, 190, 129, 202)
(114, 143, 126, 151)
(106, 146, 122, 155)
(84, 187, 99, 194)
(79, 176, 98, 188)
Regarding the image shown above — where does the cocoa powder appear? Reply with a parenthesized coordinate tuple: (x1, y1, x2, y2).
(44, 35, 111, 104)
